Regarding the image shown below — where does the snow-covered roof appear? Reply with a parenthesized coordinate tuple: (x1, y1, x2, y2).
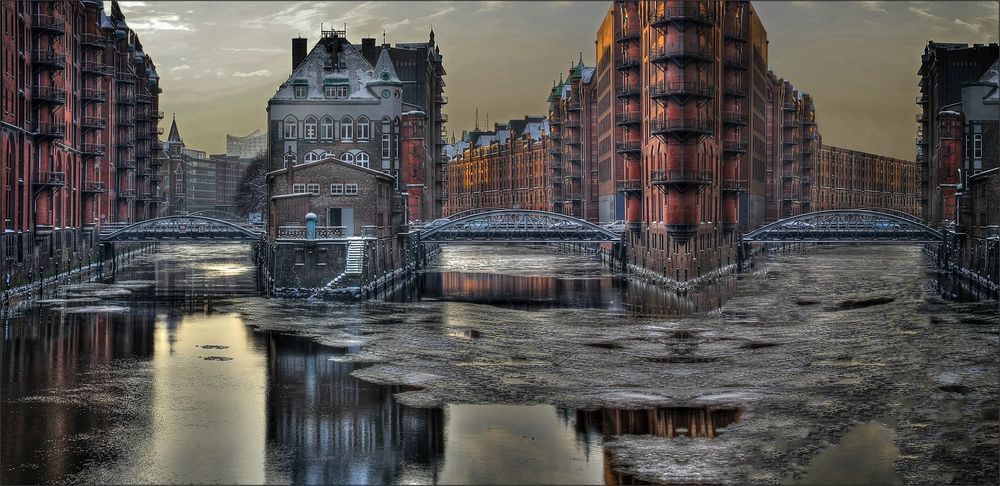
(268, 156, 395, 180)
(580, 66, 595, 83)
(272, 36, 382, 102)
(369, 47, 402, 87)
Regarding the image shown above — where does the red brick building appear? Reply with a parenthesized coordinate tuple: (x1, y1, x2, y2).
(1, 0, 162, 287)
(400, 110, 427, 223)
(814, 146, 919, 216)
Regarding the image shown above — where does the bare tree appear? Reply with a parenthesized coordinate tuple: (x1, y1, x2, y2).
(235, 151, 268, 217)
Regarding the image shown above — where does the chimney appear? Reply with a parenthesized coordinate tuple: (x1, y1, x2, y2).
(292, 37, 307, 70)
(362, 38, 376, 60)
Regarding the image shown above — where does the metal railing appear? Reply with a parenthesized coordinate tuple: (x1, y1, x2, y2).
(650, 169, 713, 185)
(650, 43, 715, 63)
(649, 80, 715, 99)
(32, 86, 66, 103)
(276, 225, 347, 239)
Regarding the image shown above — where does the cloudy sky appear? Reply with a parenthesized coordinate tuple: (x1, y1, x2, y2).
(115, 1, 998, 159)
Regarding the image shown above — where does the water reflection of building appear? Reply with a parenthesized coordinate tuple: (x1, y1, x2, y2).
(1, 308, 156, 485)
(576, 407, 742, 439)
(261, 332, 444, 484)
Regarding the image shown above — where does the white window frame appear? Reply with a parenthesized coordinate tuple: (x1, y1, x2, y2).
(381, 133, 391, 159)
(340, 117, 353, 141)
(973, 133, 983, 159)
(304, 117, 317, 140)
(341, 152, 355, 164)
(304, 152, 319, 163)
(283, 117, 297, 139)
(330, 184, 344, 196)
(345, 183, 358, 195)
(320, 117, 334, 140)
(292, 183, 306, 194)
(356, 152, 370, 168)
(307, 183, 320, 195)
(356, 117, 370, 140)
(294, 85, 307, 99)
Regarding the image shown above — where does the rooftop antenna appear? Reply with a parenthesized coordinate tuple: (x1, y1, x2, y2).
(475, 108, 479, 131)
(382, 29, 386, 45)
(486, 112, 489, 128)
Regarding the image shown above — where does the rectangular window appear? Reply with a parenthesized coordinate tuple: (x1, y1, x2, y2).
(330, 184, 344, 195)
(341, 122, 353, 141)
(973, 134, 982, 159)
(382, 134, 391, 159)
(345, 183, 358, 195)
(294, 85, 307, 99)
(337, 85, 348, 98)
(357, 122, 369, 141)
(307, 183, 320, 195)
(292, 183, 306, 194)
(324, 86, 335, 98)
(322, 122, 334, 140)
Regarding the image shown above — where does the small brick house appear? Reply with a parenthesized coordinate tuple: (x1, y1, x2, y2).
(269, 156, 398, 237)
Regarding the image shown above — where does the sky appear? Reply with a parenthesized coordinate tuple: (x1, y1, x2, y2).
(115, 1, 999, 159)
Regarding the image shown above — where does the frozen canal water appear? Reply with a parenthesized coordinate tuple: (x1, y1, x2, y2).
(1, 244, 997, 484)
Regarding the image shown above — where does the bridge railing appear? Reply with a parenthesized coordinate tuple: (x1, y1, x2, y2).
(276, 225, 347, 240)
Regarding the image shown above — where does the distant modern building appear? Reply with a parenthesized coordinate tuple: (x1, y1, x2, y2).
(916, 41, 998, 227)
(1, 0, 163, 288)
(226, 129, 266, 159)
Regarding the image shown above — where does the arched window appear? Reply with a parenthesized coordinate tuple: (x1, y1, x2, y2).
(356, 152, 370, 168)
(320, 116, 334, 140)
(341, 152, 355, 163)
(283, 116, 297, 139)
(304, 116, 317, 140)
(304, 151, 320, 163)
(319, 151, 330, 160)
(340, 116, 353, 141)
(356, 117, 370, 140)
(283, 151, 297, 167)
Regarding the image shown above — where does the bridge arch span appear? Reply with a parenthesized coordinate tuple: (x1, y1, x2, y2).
(419, 209, 622, 243)
(742, 210, 942, 244)
(100, 215, 262, 243)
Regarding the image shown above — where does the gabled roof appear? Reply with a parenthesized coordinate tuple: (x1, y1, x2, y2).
(267, 156, 395, 181)
(271, 36, 381, 102)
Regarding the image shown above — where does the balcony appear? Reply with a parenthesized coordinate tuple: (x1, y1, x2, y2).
(650, 169, 712, 188)
(117, 160, 136, 170)
(616, 179, 642, 194)
(722, 179, 747, 193)
(117, 94, 136, 106)
(32, 86, 66, 104)
(81, 117, 107, 130)
(136, 94, 152, 105)
(801, 160, 813, 170)
(615, 26, 640, 43)
(549, 161, 562, 170)
(723, 140, 748, 153)
(649, 3, 716, 27)
(723, 111, 747, 125)
(782, 119, 801, 128)
(782, 138, 799, 146)
(723, 82, 748, 97)
(435, 94, 448, 104)
(616, 140, 642, 154)
(782, 156, 798, 164)
(550, 147, 562, 156)
(803, 117, 816, 126)
(616, 111, 642, 126)
(151, 110, 164, 120)
(724, 26, 748, 42)
(549, 118, 562, 126)
(723, 52, 748, 69)
(567, 102, 582, 112)
(117, 118, 135, 128)
(81, 61, 113, 76)
(916, 137, 928, 146)
(82, 181, 108, 194)
(801, 176, 813, 185)
(80, 143, 106, 156)
(615, 55, 641, 71)
(80, 33, 107, 48)
(32, 14, 66, 34)
(35, 122, 66, 138)
(136, 148, 150, 159)
(33, 171, 66, 187)
(116, 72, 136, 84)
(803, 132, 816, 140)
(563, 170, 583, 180)
(649, 80, 714, 99)
(781, 169, 798, 179)
(650, 117, 714, 136)
(81, 88, 107, 102)
(649, 43, 715, 64)
(117, 189, 137, 199)
(32, 50, 66, 70)
(565, 136, 582, 145)
(615, 85, 641, 98)
(782, 102, 796, 111)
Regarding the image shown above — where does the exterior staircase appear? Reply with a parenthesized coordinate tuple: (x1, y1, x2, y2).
(345, 238, 365, 275)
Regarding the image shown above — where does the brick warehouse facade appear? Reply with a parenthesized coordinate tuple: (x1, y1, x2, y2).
(440, 0, 924, 289)
(1, 0, 162, 287)
(814, 146, 919, 216)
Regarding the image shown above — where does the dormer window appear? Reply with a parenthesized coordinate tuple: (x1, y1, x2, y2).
(381, 72, 390, 81)
(292, 79, 308, 99)
(324, 78, 349, 99)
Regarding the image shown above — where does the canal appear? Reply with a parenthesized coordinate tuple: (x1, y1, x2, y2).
(1, 244, 997, 484)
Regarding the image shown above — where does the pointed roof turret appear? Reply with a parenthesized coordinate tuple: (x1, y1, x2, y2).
(167, 113, 182, 142)
(368, 47, 401, 87)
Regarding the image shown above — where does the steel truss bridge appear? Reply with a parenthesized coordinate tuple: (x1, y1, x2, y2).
(418, 209, 622, 243)
(99, 215, 263, 243)
(742, 210, 943, 244)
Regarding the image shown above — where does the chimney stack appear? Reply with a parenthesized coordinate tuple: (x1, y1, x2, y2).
(292, 37, 307, 70)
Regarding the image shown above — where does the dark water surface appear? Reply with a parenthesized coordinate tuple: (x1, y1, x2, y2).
(1, 244, 995, 484)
